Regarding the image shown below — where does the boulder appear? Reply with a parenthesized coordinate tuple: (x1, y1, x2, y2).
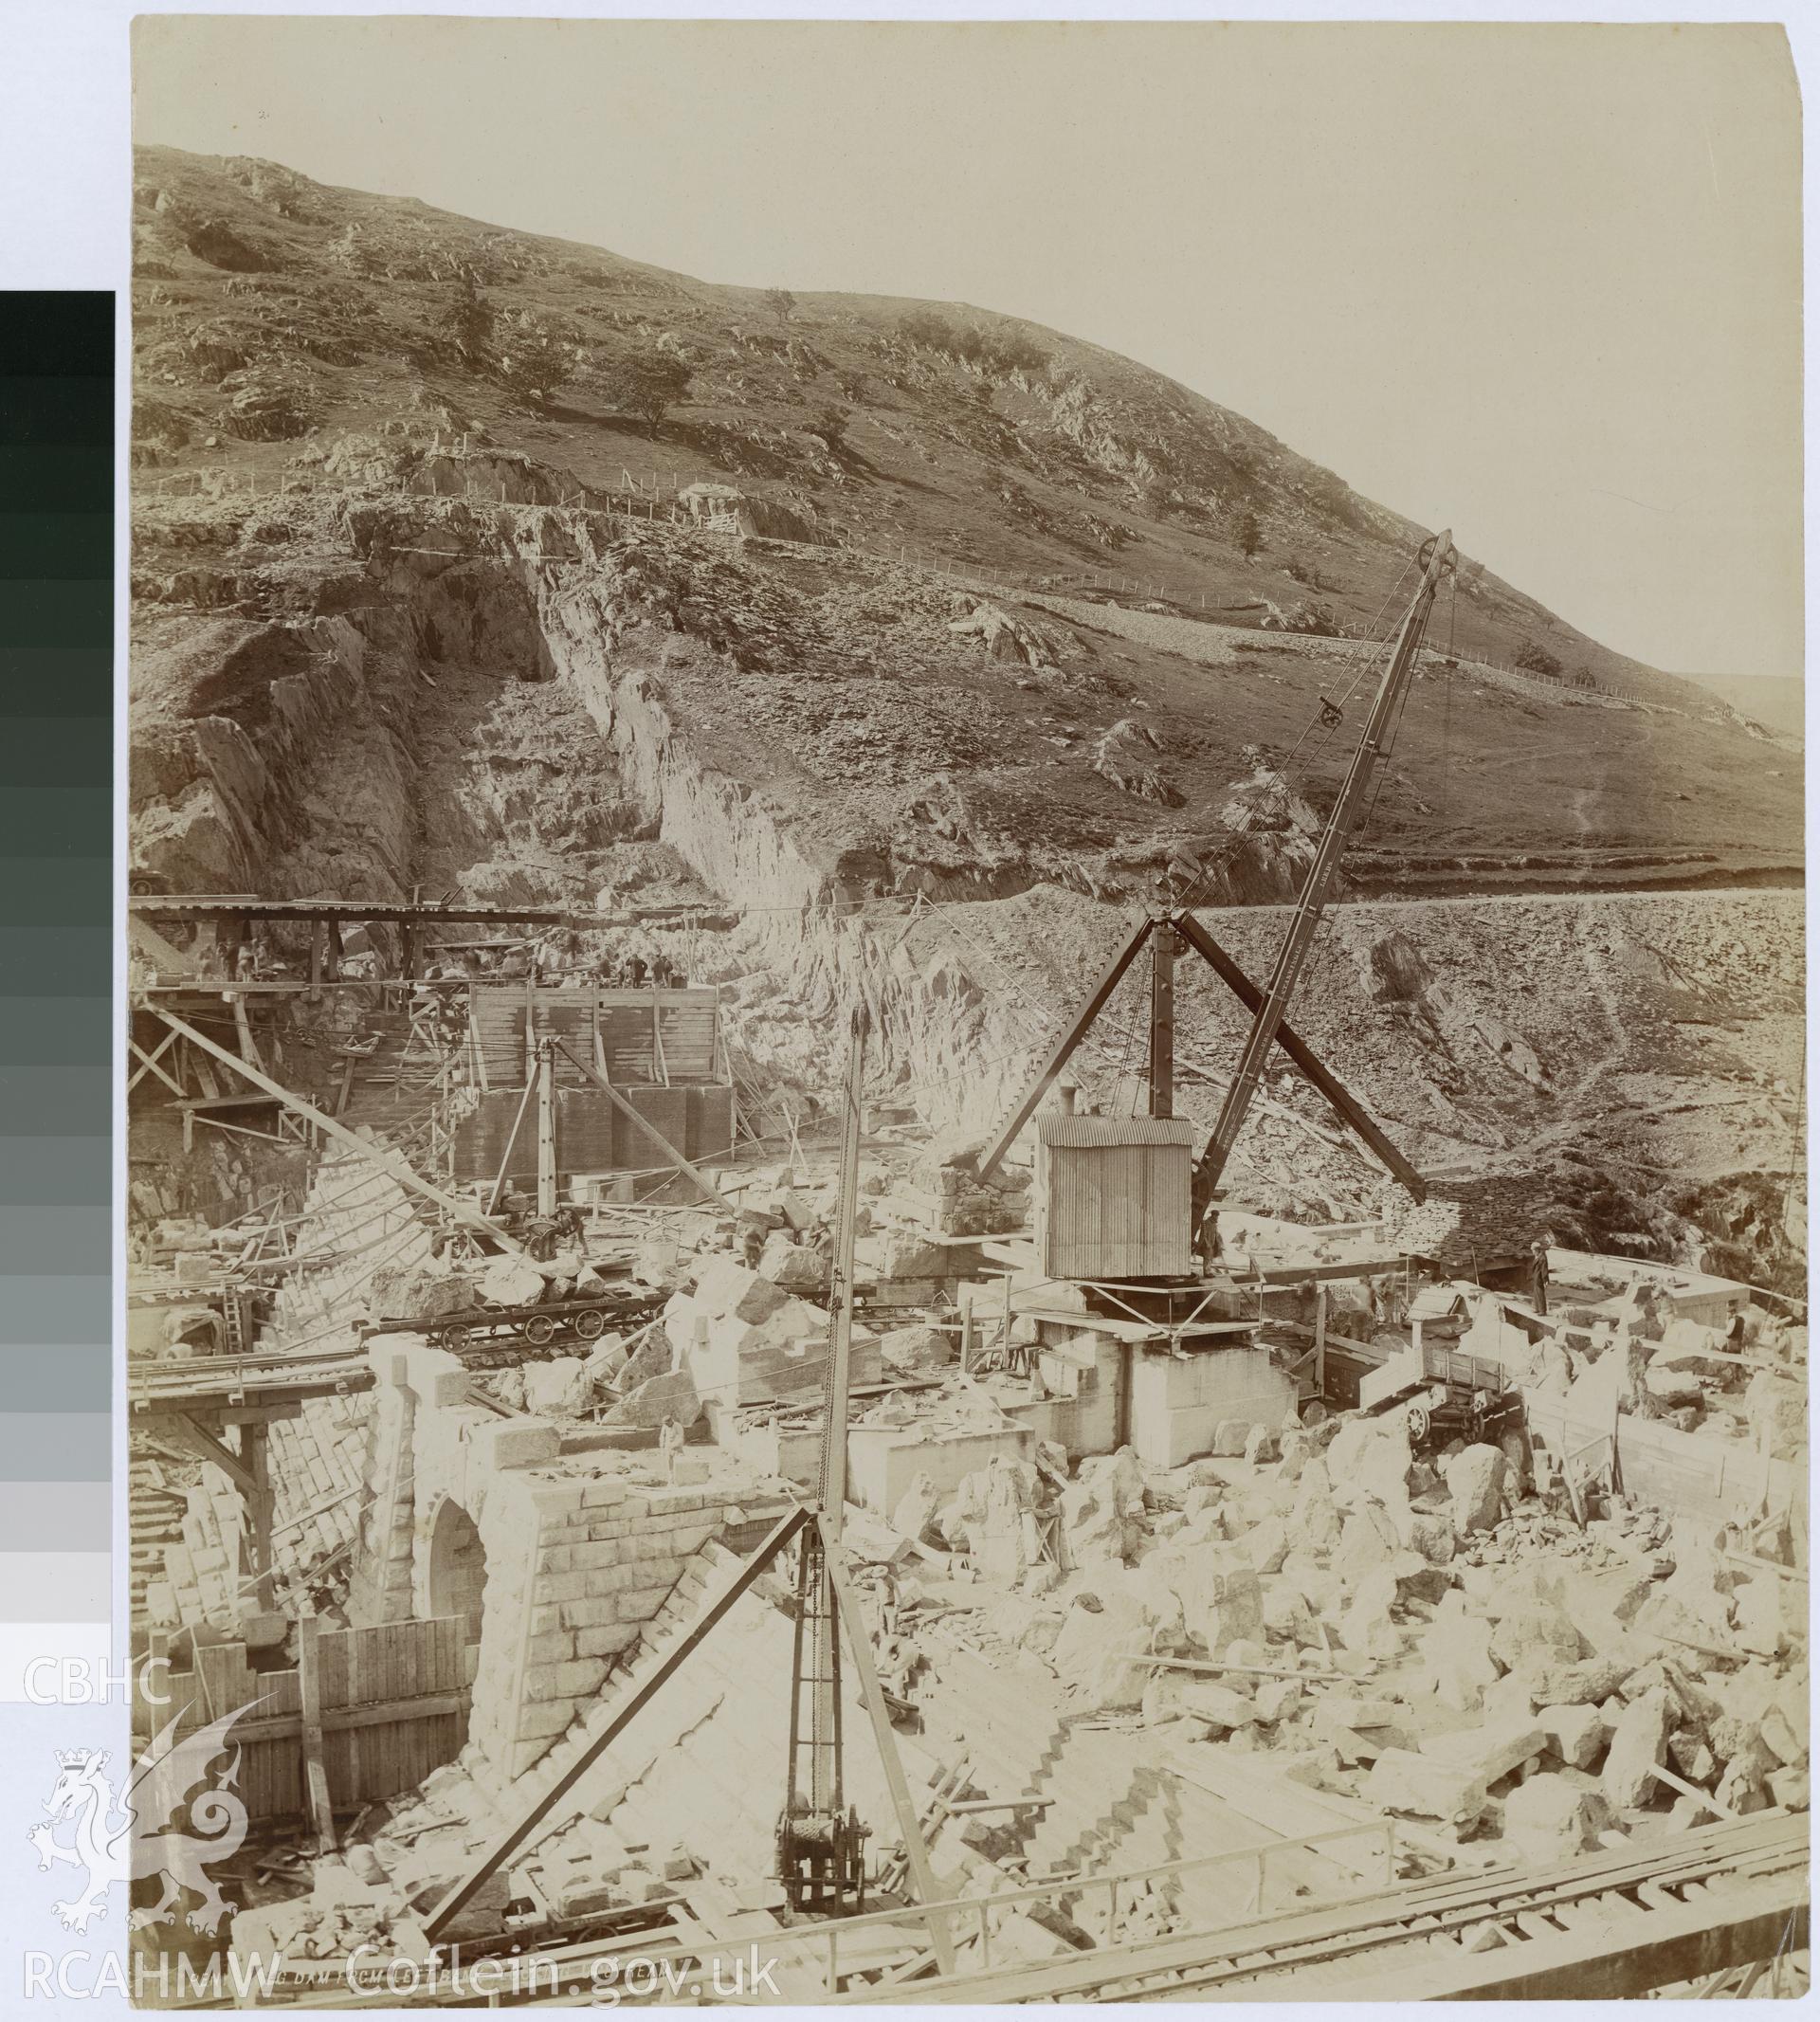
(1397, 1510, 1459, 1566)
(1502, 1773, 1599, 1864)
(1444, 1445, 1508, 1534)
(370, 1262, 478, 1322)
(477, 1253, 549, 1311)
(1756, 1701, 1808, 1769)
(1244, 1424, 1280, 1466)
(602, 1368, 701, 1431)
(1183, 1681, 1259, 1732)
(873, 1229, 951, 1283)
(1326, 1415, 1413, 1508)
(879, 1323, 953, 1372)
(1489, 1606, 1586, 1676)
(976, 1456, 1045, 1581)
(1520, 1652, 1634, 1706)
(521, 1357, 595, 1419)
(1050, 1590, 1153, 1711)
(756, 1231, 828, 1299)
(689, 1255, 792, 1326)
(1363, 1748, 1489, 1827)
(1422, 1720, 1548, 1789)
(1603, 1685, 1675, 1807)
(891, 1471, 942, 1544)
(1334, 1503, 1401, 1581)
(1422, 1594, 1500, 1714)
(1730, 1576, 1791, 1659)
(1061, 1478, 1131, 1569)
(1290, 1462, 1344, 1552)
(1338, 1565, 1403, 1660)
(613, 1326, 673, 1393)
(1255, 1677, 1303, 1723)
(1538, 1703, 1607, 1771)
(1239, 1515, 1290, 1576)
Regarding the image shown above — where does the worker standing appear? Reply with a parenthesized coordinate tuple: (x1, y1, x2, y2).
(659, 1413, 685, 1481)
(1529, 1240, 1551, 1317)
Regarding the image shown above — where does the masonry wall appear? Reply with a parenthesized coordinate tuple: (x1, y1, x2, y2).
(356, 1340, 782, 1783)
(1127, 1347, 1297, 1468)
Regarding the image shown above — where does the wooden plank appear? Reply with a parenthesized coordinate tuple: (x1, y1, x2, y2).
(298, 1615, 337, 1851)
(200, 1690, 469, 1748)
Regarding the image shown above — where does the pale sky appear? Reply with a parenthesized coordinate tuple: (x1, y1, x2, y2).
(134, 17, 1803, 682)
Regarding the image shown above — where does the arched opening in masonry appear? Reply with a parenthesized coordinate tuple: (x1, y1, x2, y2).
(426, 1497, 488, 1648)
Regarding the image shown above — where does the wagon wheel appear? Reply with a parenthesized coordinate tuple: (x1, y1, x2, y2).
(443, 1324, 471, 1353)
(1406, 1400, 1432, 1445)
(573, 1307, 608, 1340)
(524, 1314, 556, 1346)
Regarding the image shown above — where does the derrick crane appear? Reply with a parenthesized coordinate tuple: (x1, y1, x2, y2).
(777, 1005, 872, 1912)
(1191, 529, 1453, 1223)
(974, 532, 1453, 1227)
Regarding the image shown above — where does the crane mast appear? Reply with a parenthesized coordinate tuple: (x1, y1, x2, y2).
(1192, 530, 1453, 1213)
(777, 1006, 872, 1913)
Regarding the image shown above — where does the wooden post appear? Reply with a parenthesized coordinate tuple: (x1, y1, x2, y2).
(307, 921, 326, 1005)
(401, 921, 419, 982)
(241, 1420, 276, 1612)
(959, 1293, 974, 1376)
(1148, 919, 1177, 1120)
(229, 990, 264, 1073)
(821, 1011, 867, 1541)
(523, 972, 537, 1084)
(298, 1613, 337, 1851)
(325, 917, 343, 980)
(536, 1043, 557, 1217)
(1314, 1283, 1329, 1407)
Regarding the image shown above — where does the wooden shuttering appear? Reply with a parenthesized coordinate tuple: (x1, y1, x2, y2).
(451, 1083, 736, 1181)
(470, 985, 721, 1090)
(1035, 1115, 1195, 1281)
(134, 1617, 470, 1825)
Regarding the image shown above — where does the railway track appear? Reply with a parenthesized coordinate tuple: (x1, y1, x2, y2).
(189, 1811, 1806, 2008)
(841, 1812, 1809, 2004)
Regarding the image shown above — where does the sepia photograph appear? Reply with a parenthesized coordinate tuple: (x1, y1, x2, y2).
(107, 13, 1806, 2005)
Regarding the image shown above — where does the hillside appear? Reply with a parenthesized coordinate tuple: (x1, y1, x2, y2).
(131, 140, 1803, 902)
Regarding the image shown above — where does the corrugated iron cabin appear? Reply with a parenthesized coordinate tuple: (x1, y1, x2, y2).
(1034, 1114, 1194, 1282)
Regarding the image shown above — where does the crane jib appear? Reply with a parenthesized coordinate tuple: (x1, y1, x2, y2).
(1194, 532, 1454, 1205)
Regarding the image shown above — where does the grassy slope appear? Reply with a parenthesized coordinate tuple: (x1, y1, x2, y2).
(130, 146, 1802, 894)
